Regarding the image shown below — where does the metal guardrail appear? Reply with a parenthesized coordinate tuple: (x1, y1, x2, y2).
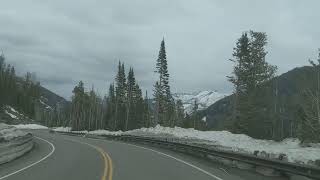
(58, 131, 320, 179)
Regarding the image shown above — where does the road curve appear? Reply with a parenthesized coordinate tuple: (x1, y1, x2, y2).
(0, 130, 287, 180)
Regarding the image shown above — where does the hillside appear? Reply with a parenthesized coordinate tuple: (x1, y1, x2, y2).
(203, 66, 316, 139)
(38, 85, 69, 108)
(0, 84, 68, 125)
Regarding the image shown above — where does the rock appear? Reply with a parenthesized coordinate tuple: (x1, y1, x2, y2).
(278, 153, 288, 162)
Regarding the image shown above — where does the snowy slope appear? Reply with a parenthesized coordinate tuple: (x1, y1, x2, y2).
(172, 90, 228, 113)
(3, 106, 27, 121)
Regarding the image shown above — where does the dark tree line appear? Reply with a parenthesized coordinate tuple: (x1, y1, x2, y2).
(103, 62, 151, 131)
(67, 39, 187, 131)
(37, 39, 210, 131)
(0, 53, 40, 119)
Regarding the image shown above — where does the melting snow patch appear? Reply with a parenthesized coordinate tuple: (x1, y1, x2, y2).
(5, 110, 18, 119)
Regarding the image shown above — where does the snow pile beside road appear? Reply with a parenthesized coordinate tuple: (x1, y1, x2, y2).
(56, 125, 320, 165)
(0, 123, 28, 141)
(89, 129, 123, 136)
(13, 124, 48, 130)
(126, 125, 320, 164)
(54, 127, 71, 132)
(0, 123, 34, 165)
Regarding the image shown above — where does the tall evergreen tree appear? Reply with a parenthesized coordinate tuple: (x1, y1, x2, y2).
(298, 49, 320, 142)
(154, 39, 173, 126)
(126, 67, 136, 130)
(228, 31, 277, 136)
(115, 61, 127, 130)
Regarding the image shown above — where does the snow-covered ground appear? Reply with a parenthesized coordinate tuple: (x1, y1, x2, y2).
(173, 90, 228, 113)
(0, 123, 28, 141)
(54, 127, 71, 132)
(55, 125, 320, 166)
(13, 124, 48, 130)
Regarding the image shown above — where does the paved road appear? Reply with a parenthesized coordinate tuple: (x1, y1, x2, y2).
(0, 130, 288, 180)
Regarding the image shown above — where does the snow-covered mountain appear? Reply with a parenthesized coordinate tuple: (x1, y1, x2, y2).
(172, 90, 228, 113)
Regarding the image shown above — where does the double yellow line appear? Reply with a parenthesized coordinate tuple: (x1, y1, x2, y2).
(94, 146, 113, 180)
(64, 138, 113, 180)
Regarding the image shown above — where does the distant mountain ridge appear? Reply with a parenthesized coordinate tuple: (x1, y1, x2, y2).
(172, 90, 228, 113)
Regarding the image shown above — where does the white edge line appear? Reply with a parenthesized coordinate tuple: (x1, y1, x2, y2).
(125, 143, 224, 180)
(85, 136, 223, 180)
(0, 136, 55, 180)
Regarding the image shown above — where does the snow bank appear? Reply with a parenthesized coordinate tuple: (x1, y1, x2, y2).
(56, 125, 320, 165)
(53, 127, 71, 132)
(89, 129, 123, 136)
(0, 123, 34, 165)
(13, 124, 48, 130)
(127, 125, 320, 164)
(0, 123, 28, 141)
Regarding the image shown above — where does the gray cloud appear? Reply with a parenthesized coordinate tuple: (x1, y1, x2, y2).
(0, 0, 319, 99)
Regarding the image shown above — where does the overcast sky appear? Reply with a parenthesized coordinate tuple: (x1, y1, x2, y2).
(0, 0, 319, 99)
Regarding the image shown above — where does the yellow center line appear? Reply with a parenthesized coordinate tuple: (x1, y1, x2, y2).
(63, 138, 113, 180)
(105, 151, 113, 180)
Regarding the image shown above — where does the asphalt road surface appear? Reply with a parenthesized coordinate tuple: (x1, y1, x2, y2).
(0, 130, 288, 180)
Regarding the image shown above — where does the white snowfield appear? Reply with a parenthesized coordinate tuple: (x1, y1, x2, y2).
(55, 125, 320, 166)
(13, 124, 48, 130)
(173, 90, 228, 113)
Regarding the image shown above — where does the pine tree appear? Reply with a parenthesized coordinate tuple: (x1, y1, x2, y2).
(143, 91, 152, 127)
(105, 83, 116, 130)
(228, 31, 277, 136)
(175, 99, 184, 127)
(154, 39, 173, 126)
(126, 67, 136, 130)
(298, 49, 320, 142)
(115, 61, 127, 130)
